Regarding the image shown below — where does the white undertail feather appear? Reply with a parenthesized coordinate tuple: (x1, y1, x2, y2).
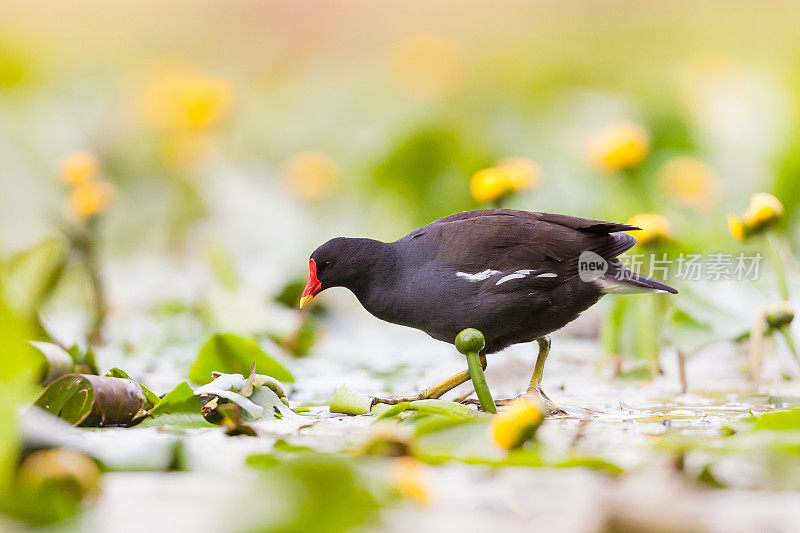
(595, 277, 666, 295)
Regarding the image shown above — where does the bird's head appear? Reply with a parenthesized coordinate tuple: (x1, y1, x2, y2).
(299, 237, 388, 308)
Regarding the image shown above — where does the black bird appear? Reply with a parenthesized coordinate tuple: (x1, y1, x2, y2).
(300, 209, 677, 413)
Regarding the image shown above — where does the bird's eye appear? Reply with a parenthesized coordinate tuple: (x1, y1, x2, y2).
(325, 261, 333, 269)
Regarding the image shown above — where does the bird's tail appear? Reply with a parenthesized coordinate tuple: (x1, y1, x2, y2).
(598, 261, 678, 294)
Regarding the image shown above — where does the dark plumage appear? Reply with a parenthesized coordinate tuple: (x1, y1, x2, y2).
(302, 209, 676, 355)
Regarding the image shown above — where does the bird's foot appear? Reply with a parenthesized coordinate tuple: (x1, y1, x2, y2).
(522, 388, 567, 416)
(465, 389, 567, 416)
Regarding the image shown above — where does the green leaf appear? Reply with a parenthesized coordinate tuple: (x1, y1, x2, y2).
(33, 374, 145, 427)
(697, 464, 726, 488)
(105, 368, 160, 409)
(376, 402, 412, 419)
(196, 373, 300, 422)
(329, 384, 373, 415)
(0, 293, 38, 498)
(2, 238, 67, 320)
(269, 456, 381, 533)
(139, 382, 212, 429)
(408, 399, 481, 420)
(29, 341, 73, 384)
(748, 409, 800, 431)
(189, 333, 294, 385)
(556, 456, 623, 475)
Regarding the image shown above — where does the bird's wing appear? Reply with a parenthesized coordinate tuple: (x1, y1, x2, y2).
(424, 209, 637, 278)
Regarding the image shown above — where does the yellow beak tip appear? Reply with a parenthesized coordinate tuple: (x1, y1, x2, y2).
(299, 295, 314, 308)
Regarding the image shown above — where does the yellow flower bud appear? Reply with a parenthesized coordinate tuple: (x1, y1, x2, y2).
(470, 166, 512, 203)
(490, 398, 544, 450)
(60, 152, 100, 186)
(391, 456, 430, 506)
(626, 213, 672, 246)
(742, 192, 783, 229)
(588, 122, 649, 173)
(766, 300, 794, 330)
(282, 151, 339, 201)
(660, 157, 718, 208)
(499, 157, 542, 193)
(729, 192, 784, 241)
(727, 214, 745, 241)
(68, 179, 115, 220)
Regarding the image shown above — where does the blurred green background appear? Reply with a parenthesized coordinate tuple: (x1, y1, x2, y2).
(2, 0, 800, 259)
(4, 2, 800, 530)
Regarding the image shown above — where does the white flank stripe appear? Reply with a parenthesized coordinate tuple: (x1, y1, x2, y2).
(536, 273, 557, 278)
(456, 269, 499, 282)
(496, 273, 527, 285)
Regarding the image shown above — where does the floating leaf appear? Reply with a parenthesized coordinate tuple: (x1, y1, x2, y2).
(138, 381, 212, 429)
(105, 368, 160, 409)
(34, 374, 146, 427)
(268, 456, 381, 533)
(747, 409, 800, 431)
(189, 333, 294, 385)
(330, 384, 373, 415)
(376, 402, 412, 419)
(197, 372, 300, 422)
(409, 399, 480, 420)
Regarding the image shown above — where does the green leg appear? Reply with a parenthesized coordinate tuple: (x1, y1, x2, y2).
(523, 336, 566, 415)
(373, 355, 486, 405)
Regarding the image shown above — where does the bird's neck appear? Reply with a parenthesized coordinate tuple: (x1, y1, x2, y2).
(344, 239, 399, 308)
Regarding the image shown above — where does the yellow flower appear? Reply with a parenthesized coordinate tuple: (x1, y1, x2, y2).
(282, 151, 339, 201)
(391, 33, 464, 100)
(490, 398, 544, 450)
(60, 152, 100, 186)
(140, 72, 233, 131)
(470, 166, 512, 203)
(499, 157, 542, 193)
(391, 456, 430, 506)
(470, 158, 541, 204)
(727, 214, 745, 241)
(588, 122, 649, 172)
(68, 179, 115, 220)
(743, 192, 783, 229)
(626, 213, 672, 246)
(660, 157, 718, 208)
(729, 192, 784, 240)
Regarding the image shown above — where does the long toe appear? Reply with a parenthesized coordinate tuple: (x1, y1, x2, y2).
(524, 389, 567, 416)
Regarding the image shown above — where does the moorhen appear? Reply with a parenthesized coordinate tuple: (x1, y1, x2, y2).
(300, 209, 677, 413)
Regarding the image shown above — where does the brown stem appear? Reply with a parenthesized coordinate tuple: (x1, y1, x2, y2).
(70, 218, 107, 345)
